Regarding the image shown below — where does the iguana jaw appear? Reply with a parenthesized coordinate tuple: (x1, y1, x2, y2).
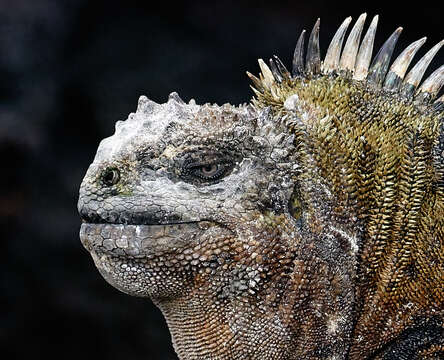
(79, 221, 233, 298)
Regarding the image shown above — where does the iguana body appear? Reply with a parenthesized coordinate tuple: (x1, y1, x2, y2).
(78, 14, 444, 359)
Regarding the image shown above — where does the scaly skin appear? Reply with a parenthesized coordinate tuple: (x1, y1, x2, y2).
(78, 25, 443, 360)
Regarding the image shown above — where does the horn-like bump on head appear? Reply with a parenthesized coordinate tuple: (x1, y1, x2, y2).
(306, 19, 321, 74)
(353, 15, 379, 81)
(137, 95, 159, 113)
(340, 13, 367, 73)
(323, 16, 352, 73)
(367, 27, 403, 86)
(168, 92, 185, 104)
(293, 30, 306, 76)
(401, 40, 444, 97)
(384, 37, 427, 91)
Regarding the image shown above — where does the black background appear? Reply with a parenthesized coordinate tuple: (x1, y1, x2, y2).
(1, 1, 442, 359)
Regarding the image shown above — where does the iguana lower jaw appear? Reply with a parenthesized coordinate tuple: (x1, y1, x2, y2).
(79, 220, 234, 299)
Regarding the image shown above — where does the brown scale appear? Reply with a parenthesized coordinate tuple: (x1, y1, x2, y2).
(251, 14, 443, 356)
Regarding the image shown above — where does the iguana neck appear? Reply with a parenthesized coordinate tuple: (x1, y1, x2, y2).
(154, 245, 357, 360)
(155, 289, 294, 360)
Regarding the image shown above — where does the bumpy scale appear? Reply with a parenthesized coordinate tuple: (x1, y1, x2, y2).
(78, 13, 444, 360)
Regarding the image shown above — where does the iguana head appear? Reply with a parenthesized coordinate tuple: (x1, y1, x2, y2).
(79, 13, 443, 360)
(78, 92, 300, 300)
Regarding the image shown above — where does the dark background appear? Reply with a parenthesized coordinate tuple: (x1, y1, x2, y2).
(1, 0, 442, 359)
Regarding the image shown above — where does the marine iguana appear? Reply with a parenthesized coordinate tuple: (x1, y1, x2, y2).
(78, 13, 444, 359)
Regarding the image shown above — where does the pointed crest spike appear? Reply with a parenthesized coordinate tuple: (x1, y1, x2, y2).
(340, 13, 367, 72)
(367, 27, 403, 86)
(250, 86, 262, 97)
(306, 18, 321, 74)
(384, 37, 427, 91)
(402, 39, 444, 96)
(273, 55, 291, 80)
(417, 64, 444, 100)
(293, 30, 306, 76)
(354, 15, 379, 80)
(258, 58, 275, 89)
(269, 58, 283, 82)
(323, 16, 352, 73)
(246, 71, 263, 90)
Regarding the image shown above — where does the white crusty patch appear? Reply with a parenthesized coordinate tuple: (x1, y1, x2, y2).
(94, 97, 201, 163)
(283, 94, 300, 111)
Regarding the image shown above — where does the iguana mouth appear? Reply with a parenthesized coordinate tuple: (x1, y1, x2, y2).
(80, 221, 214, 258)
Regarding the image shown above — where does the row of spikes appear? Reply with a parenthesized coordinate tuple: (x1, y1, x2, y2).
(136, 92, 253, 113)
(248, 13, 444, 106)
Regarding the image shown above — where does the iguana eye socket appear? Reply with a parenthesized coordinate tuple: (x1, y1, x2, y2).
(179, 150, 238, 184)
(191, 163, 228, 181)
(101, 167, 120, 186)
(180, 159, 234, 183)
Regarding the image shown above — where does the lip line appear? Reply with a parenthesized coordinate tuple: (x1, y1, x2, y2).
(81, 220, 202, 226)
(79, 221, 214, 258)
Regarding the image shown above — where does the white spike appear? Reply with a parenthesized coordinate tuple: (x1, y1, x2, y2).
(251, 86, 262, 97)
(258, 58, 275, 89)
(353, 15, 379, 80)
(389, 38, 427, 80)
(404, 40, 444, 88)
(418, 64, 444, 98)
(340, 13, 367, 72)
(323, 16, 353, 73)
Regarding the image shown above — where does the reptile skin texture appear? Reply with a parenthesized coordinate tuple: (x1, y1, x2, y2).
(78, 14, 443, 359)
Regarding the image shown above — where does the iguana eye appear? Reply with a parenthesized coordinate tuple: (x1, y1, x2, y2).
(201, 164, 219, 176)
(101, 167, 120, 186)
(192, 163, 227, 181)
(179, 150, 238, 184)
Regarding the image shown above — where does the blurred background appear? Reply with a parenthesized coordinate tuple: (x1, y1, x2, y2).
(1, 0, 442, 359)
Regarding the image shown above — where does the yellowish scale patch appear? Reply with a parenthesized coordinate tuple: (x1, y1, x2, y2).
(251, 72, 443, 356)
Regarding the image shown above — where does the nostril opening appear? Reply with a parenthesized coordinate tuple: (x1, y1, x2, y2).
(101, 167, 120, 187)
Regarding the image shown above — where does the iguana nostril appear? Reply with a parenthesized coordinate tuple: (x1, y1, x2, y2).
(101, 167, 120, 187)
